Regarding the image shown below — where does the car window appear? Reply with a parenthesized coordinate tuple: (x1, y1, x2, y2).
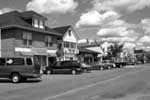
(26, 58, 32, 65)
(56, 62, 61, 66)
(0, 58, 5, 66)
(6, 58, 25, 65)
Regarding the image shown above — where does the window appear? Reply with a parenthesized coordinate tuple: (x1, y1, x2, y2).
(68, 30, 71, 36)
(23, 32, 32, 45)
(64, 42, 69, 48)
(33, 18, 44, 29)
(7, 58, 25, 65)
(71, 43, 76, 48)
(0, 58, 5, 65)
(39, 20, 44, 29)
(45, 36, 53, 47)
(33, 18, 38, 28)
(26, 58, 32, 65)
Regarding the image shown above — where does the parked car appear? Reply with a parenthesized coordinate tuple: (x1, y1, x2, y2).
(114, 61, 127, 68)
(0, 57, 42, 83)
(44, 61, 82, 75)
(92, 60, 115, 70)
(80, 62, 92, 72)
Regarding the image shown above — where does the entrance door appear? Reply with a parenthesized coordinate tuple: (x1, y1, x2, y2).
(33, 55, 41, 74)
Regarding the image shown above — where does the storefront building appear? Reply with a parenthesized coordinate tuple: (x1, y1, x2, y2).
(0, 11, 62, 68)
(53, 26, 79, 61)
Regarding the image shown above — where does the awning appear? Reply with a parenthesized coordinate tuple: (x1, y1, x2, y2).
(20, 52, 33, 56)
(47, 50, 57, 57)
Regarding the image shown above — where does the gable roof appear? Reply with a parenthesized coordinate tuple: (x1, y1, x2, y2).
(53, 25, 80, 40)
(53, 25, 71, 35)
(0, 11, 61, 36)
(21, 11, 47, 20)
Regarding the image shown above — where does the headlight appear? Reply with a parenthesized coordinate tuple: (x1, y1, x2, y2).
(113, 64, 116, 67)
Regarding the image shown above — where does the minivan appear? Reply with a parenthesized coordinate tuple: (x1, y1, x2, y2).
(0, 57, 42, 83)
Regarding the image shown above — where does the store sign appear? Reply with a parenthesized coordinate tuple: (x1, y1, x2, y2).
(32, 48, 48, 55)
(15, 47, 31, 52)
(63, 48, 79, 54)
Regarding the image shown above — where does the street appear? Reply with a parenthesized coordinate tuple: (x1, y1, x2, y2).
(0, 64, 150, 100)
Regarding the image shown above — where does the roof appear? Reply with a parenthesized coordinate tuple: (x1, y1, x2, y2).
(53, 25, 71, 35)
(0, 11, 61, 36)
(79, 48, 100, 54)
(21, 11, 47, 20)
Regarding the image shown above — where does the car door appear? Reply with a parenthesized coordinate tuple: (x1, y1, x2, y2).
(0, 58, 7, 77)
(52, 62, 62, 73)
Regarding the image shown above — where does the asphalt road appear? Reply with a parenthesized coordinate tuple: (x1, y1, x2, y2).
(0, 64, 149, 100)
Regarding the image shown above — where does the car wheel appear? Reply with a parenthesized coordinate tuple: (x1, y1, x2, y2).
(46, 70, 52, 75)
(11, 73, 21, 83)
(72, 70, 76, 75)
(120, 65, 123, 68)
(100, 67, 104, 70)
(108, 66, 111, 70)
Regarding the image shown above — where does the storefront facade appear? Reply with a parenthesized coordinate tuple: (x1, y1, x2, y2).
(0, 11, 61, 68)
(53, 26, 79, 61)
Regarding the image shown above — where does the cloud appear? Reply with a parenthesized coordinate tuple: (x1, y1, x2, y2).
(75, 10, 120, 28)
(93, 0, 150, 13)
(26, 0, 78, 14)
(138, 35, 150, 43)
(0, 8, 18, 14)
(141, 18, 150, 34)
(124, 42, 136, 48)
(97, 27, 136, 37)
(75, 10, 102, 28)
(101, 37, 137, 42)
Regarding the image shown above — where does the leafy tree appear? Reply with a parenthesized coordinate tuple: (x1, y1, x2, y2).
(107, 43, 124, 61)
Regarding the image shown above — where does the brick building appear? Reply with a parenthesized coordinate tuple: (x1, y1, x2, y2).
(0, 11, 62, 67)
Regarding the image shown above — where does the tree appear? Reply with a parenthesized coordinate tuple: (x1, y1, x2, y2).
(107, 43, 124, 61)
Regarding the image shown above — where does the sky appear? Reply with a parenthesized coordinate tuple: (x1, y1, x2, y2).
(0, 0, 150, 49)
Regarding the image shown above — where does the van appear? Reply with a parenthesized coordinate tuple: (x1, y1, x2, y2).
(0, 57, 42, 83)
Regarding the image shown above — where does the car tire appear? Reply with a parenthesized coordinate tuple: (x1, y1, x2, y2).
(46, 70, 52, 75)
(72, 70, 76, 75)
(108, 66, 111, 70)
(120, 65, 123, 68)
(100, 67, 104, 70)
(11, 73, 21, 83)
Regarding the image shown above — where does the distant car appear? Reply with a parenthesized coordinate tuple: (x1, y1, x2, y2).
(80, 63, 92, 72)
(44, 61, 82, 75)
(92, 60, 115, 70)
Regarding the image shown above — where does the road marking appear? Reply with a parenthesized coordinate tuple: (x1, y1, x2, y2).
(44, 69, 145, 100)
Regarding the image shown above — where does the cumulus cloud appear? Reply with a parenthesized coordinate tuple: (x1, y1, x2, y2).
(101, 37, 137, 42)
(97, 26, 137, 38)
(0, 8, 18, 14)
(138, 35, 150, 43)
(141, 18, 150, 34)
(93, 0, 150, 13)
(75, 10, 102, 28)
(75, 10, 120, 28)
(124, 42, 136, 48)
(26, 0, 78, 14)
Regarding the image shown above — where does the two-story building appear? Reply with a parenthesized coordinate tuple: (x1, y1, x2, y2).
(0, 11, 62, 67)
(53, 25, 79, 61)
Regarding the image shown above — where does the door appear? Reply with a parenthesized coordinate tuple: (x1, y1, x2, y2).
(33, 55, 41, 74)
(0, 58, 6, 77)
